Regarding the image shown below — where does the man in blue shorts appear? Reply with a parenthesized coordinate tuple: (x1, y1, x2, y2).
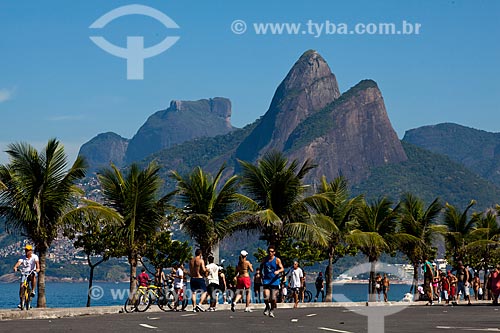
(260, 245, 284, 318)
(189, 249, 208, 312)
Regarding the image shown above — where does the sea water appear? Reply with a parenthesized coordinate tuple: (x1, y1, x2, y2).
(0, 282, 412, 309)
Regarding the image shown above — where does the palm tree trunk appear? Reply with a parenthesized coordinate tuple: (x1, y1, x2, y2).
(128, 251, 138, 300)
(369, 259, 376, 302)
(325, 246, 334, 302)
(37, 248, 47, 308)
(412, 263, 419, 299)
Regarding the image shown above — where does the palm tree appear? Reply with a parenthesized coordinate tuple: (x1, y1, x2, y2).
(238, 151, 330, 253)
(0, 139, 86, 307)
(443, 200, 477, 265)
(98, 162, 172, 298)
(306, 176, 362, 302)
(398, 193, 443, 297)
(467, 208, 500, 294)
(169, 165, 241, 260)
(346, 197, 399, 301)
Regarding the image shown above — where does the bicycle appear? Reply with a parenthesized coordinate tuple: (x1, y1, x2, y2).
(19, 270, 36, 310)
(124, 278, 176, 313)
(283, 286, 312, 303)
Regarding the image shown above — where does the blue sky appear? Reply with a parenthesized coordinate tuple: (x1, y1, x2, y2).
(1, 0, 499, 165)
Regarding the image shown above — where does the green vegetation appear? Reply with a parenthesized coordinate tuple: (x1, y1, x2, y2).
(3, 136, 500, 306)
(352, 142, 500, 210)
(145, 121, 259, 194)
(0, 139, 86, 308)
(403, 122, 500, 186)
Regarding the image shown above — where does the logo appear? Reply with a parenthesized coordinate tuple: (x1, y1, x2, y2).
(332, 262, 415, 333)
(89, 4, 180, 80)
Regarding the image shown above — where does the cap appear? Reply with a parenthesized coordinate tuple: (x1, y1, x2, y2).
(25, 245, 33, 251)
(240, 250, 248, 256)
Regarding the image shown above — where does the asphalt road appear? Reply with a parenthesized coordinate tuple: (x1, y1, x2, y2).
(1, 305, 500, 333)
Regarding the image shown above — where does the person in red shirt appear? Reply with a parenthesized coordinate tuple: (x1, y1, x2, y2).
(440, 272, 450, 305)
(488, 265, 500, 305)
(138, 268, 150, 287)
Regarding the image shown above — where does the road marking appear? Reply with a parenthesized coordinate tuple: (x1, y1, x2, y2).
(307, 313, 317, 317)
(318, 327, 354, 333)
(436, 326, 500, 331)
(291, 319, 298, 322)
(139, 324, 158, 329)
(181, 313, 197, 317)
(148, 317, 160, 320)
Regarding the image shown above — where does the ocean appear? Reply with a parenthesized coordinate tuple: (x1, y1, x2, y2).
(0, 282, 413, 309)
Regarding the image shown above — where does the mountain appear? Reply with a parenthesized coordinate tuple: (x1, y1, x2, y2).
(352, 142, 500, 210)
(125, 97, 235, 163)
(78, 50, 500, 210)
(403, 123, 500, 187)
(235, 50, 341, 162)
(144, 121, 260, 193)
(285, 79, 407, 184)
(236, 50, 406, 184)
(78, 132, 129, 170)
(145, 51, 405, 189)
(79, 97, 236, 170)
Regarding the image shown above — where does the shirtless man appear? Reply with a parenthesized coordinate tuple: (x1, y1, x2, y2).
(189, 249, 207, 312)
(231, 250, 254, 312)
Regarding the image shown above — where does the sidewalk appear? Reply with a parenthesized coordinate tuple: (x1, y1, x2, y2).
(0, 300, 493, 321)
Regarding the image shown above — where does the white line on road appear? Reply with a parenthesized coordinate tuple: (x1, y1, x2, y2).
(181, 313, 197, 317)
(307, 313, 317, 317)
(318, 327, 354, 333)
(147, 317, 160, 320)
(436, 326, 500, 331)
(139, 323, 158, 329)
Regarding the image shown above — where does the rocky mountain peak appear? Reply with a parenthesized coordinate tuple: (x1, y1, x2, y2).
(282, 50, 337, 92)
(124, 97, 234, 163)
(235, 50, 341, 162)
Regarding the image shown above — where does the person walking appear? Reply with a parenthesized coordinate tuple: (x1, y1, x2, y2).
(205, 255, 220, 311)
(454, 261, 471, 305)
(440, 272, 450, 305)
(314, 272, 324, 302)
(171, 262, 187, 311)
(423, 258, 434, 305)
(261, 245, 284, 318)
(232, 250, 254, 312)
(189, 249, 208, 312)
(488, 264, 500, 305)
(287, 261, 304, 308)
(375, 273, 382, 301)
(448, 270, 458, 305)
(253, 268, 263, 303)
(218, 267, 228, 304)
(382, 274, 390, 302)
(472, 272, 482, 301)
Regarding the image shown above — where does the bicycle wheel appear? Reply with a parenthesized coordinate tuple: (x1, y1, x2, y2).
(136, 292, 151, 312)
(24, 287, 31, 310)
(304, 290, 312, 303)
(124, 296, 137, 313)
(158, 290, 176, 312)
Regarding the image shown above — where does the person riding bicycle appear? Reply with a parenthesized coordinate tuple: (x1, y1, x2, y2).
(137, 268, 150, 288)
(13, 244, 40, 308)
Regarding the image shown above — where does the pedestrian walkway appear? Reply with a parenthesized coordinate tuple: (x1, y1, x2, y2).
(0, 300, 493, 321)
